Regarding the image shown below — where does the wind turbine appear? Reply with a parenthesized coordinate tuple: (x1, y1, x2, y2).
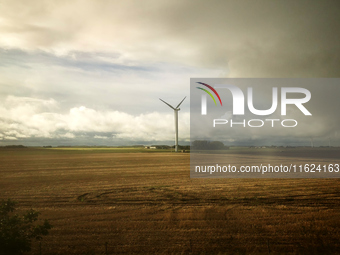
(159, 96, 186, 152)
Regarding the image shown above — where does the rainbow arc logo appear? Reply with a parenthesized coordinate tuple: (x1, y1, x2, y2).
(196, 82, 223, 106)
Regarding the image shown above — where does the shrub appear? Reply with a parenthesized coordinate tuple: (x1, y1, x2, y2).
(0, 199, 52, 255)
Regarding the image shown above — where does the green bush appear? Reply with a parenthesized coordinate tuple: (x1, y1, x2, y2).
(0, 199, 52, 255)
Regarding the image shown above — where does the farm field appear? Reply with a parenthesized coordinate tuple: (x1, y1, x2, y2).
(1, 147, 340, 254)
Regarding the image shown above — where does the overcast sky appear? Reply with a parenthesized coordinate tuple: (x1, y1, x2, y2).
(0, 0, 339, 146)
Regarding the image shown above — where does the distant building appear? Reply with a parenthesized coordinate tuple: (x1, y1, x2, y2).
(144, 145, 171, 149)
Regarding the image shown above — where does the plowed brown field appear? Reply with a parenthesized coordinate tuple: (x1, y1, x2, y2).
(1, 148, 340, 254)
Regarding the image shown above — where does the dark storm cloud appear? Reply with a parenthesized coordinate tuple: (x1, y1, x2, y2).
(1, 0, 339, 76)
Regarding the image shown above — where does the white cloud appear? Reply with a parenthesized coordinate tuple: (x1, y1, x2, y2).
(59, 132, 75, 139)
(0, 96, 189, 143)
(94, 135, 108, 139)
(4, 136, 17, 140)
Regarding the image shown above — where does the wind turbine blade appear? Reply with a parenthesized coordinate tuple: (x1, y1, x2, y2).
(176, 96, 186, 109)
(159, 98, 175, 110)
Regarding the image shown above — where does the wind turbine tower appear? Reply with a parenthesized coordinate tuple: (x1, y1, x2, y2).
(159, 97, 186, 152)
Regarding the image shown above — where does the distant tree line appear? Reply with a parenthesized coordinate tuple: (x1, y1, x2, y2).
(171, 145, 190, 150)
(191, 140, 229, 150)
(0, 145, 27, 149)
